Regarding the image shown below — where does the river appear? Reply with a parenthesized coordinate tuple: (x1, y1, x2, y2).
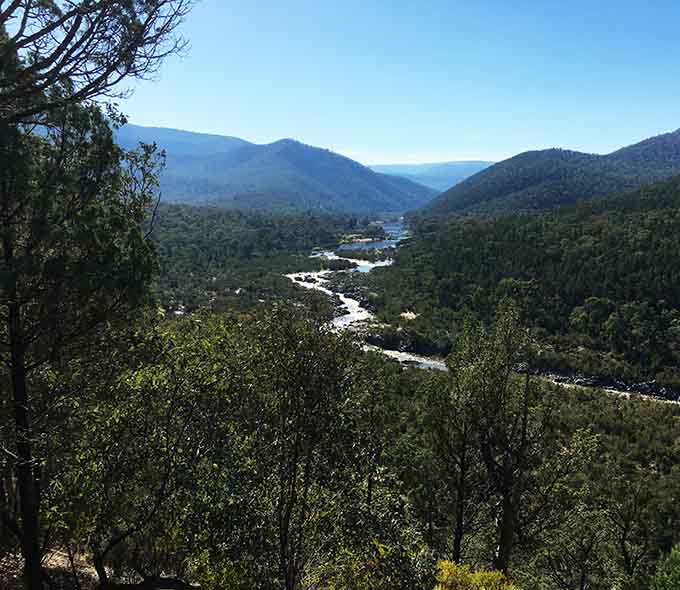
(285, 219, 447, 369)
(285, 221, 679, 402)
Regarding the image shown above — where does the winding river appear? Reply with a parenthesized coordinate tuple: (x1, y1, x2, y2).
(285, 220, 448, 370)
(285, 222, 679, 402)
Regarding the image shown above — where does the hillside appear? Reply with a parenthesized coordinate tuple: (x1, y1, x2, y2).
(370, 160, 493, 191)
(117, 125, 435, 214)
(423, 128, 680, 215)
(368, 175, 680, 387)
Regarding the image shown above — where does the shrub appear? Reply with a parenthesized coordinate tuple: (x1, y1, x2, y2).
(435, 561, 518, 590)
(651, 545, 680, 590)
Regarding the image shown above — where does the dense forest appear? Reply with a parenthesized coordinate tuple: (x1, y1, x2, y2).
(423, 129, 680, 215)
(1, 3, 679, 590)
(3, 292, 680, 590)
(152, 204, 356, 313)
(367, 177, 680, 391)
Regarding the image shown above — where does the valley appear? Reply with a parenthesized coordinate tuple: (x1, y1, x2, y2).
(283, 220, 680, 402)
(4, 4, 680, 590)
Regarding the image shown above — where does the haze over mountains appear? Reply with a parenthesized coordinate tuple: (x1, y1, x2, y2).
(424, 128, 680, 215)
(370, 161, 493, 191)
(117, 124, 680, 218)
(116, 124, 435, 214)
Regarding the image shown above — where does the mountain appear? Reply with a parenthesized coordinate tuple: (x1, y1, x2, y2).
(115, 124, 251, 155)
(116, 125, 436, 214)
(423, 129, 680, 215)
(370, 161, 493, 191)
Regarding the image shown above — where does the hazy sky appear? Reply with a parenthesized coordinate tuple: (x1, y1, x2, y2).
(122, 0, 680, 164)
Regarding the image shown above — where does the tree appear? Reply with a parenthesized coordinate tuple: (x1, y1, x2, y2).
(532, 500, 612, 590)
(0, 0, 193, 124)
(462, 302, 596, 574)
(601, 467, 659, 589)
(234, 308, 364, 590)
(0, 3, 194, 587)
(462, 302, 542, 573)
(424, 316, 487, 562)
(0, 102, 161, 590)
(55, 320, 205, 590)
(651, 545, 680, 590)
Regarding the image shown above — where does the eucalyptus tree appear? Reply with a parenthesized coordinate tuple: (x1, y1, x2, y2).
(456, 302, 597, 574)
(600, 468, 660, 589)
(0, 103, 161, 590)
(530, 500, 613, 590)
(424, 316, 488, 562)
(240, 310, 364, 590)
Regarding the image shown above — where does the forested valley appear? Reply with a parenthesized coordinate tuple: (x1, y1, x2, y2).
(152, 204, 355, 313)
(365, 178, 680, 396)
(1, 3, 680, 590)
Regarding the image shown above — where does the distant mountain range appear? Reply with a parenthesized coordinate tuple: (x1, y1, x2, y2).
(370, 161, 493, 191)
(423, 128, 680, 215)
(116, 125, 436, 214)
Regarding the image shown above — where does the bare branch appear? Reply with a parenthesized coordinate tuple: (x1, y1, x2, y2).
(0, 0, 195, 123)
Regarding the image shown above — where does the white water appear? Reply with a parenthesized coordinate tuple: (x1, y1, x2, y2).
(286, 251, 448, 370)
(285, 252, 384, 329)
(311, 250, 393, 273)
(364, 345, 448, 371)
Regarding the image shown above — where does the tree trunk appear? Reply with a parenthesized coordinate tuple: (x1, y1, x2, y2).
(452, 500, 465, 563)
(493, 491, 516, 574)
(9, 301, 44, 590)
(451, 425, 468, 562)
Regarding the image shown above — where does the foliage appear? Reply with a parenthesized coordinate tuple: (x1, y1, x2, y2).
(651, 545, 680, 590)
(435, 561, 517, 590)
(0, 0, 192, 124)
(0, 101, 162, 590)
(152, 203, 354, 313)
(370, 177, 680, 391)
(423, 129, 680, 215)
(2, 289, 679, 589)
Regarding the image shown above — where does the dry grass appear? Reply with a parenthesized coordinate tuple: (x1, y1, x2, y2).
(1, 550, 99, 590)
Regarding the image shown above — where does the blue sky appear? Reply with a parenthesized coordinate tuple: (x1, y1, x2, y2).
(122, 0, 680, 164)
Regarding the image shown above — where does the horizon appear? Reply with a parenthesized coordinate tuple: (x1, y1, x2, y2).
(121, 0, 680, 165)
(122, 120, 679, 167)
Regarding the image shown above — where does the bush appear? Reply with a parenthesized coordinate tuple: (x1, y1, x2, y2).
(435, 561, 518, 590)
(651, 545, 680, 590)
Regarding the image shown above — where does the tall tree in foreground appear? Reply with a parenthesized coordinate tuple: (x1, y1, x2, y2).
(424, 318, 487, 562)
(240, 311, 362, 590)
(457, 302, 597, 574)
(471, 303, 543, 573)
(0, 103, 161, 590)
(0, 3, 193, 588)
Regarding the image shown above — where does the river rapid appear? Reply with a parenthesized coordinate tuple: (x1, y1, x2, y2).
(285, 221, 448, 370)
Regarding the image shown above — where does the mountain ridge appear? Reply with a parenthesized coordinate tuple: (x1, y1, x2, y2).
(116, 124, 436, 214)
(423, 128, 680, 215)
